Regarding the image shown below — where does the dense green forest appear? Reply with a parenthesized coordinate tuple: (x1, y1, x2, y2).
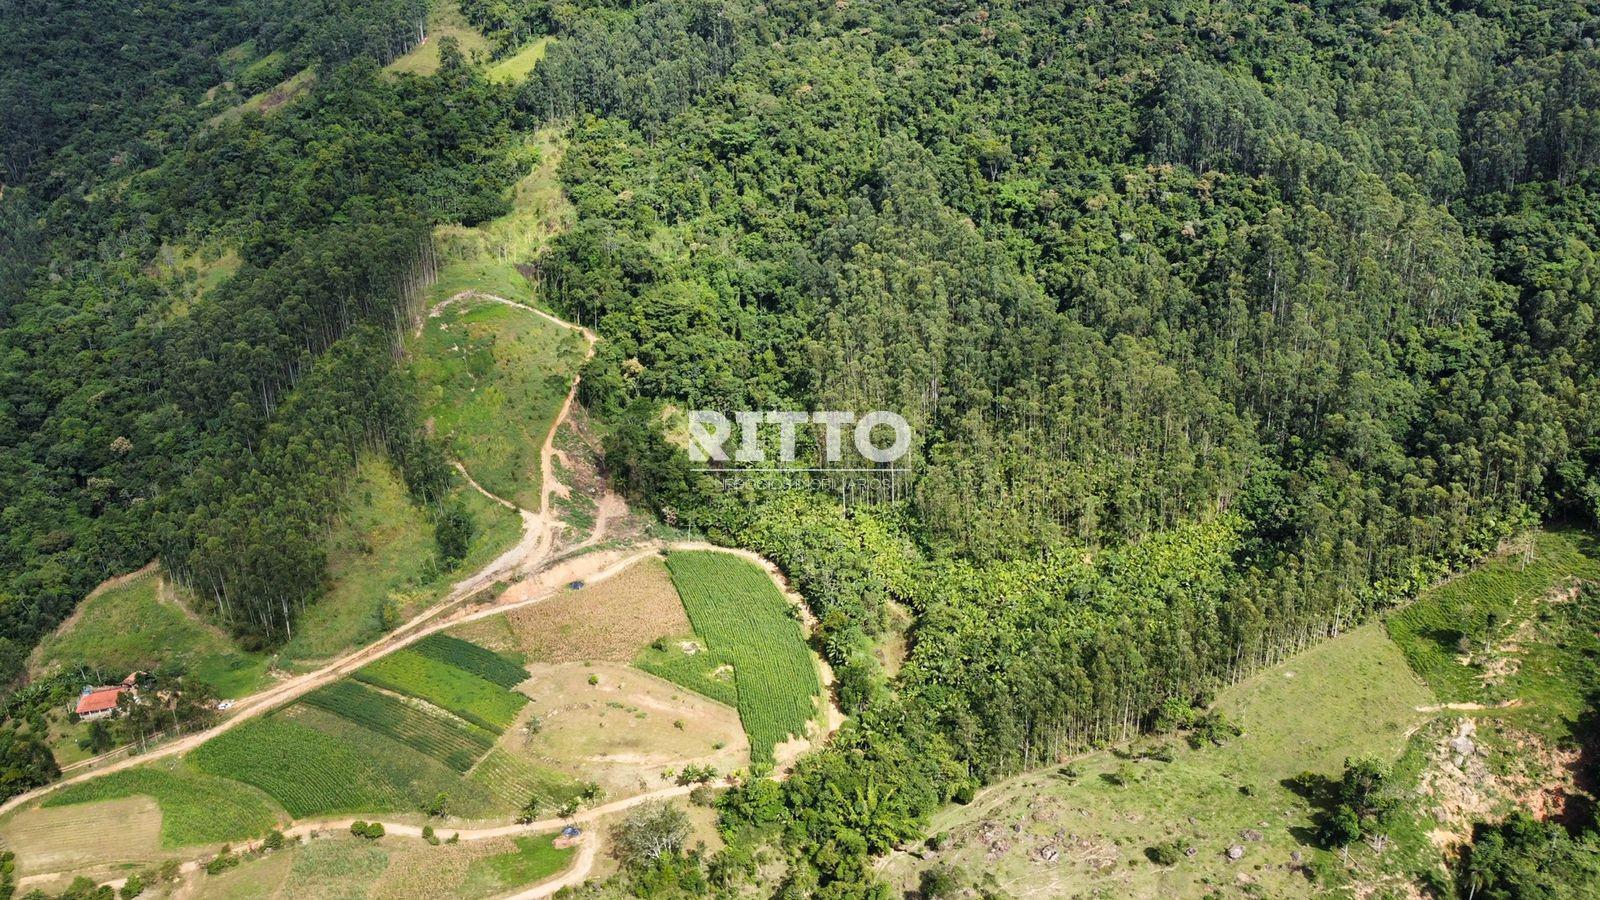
(517, 0, 1600, 893)
(6, 0, 1600, 895)
(0, 3, 525, 674)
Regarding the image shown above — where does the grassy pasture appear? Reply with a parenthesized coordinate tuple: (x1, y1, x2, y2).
(280, 454, 520, 669)
(884, 622, 1434, 898)
(412, 295, 586, 510)
(487, 37, 552, 83)
(662, 551, 821, 763)
(462, 833, 574, 894)
(386, 0, 490, 76)
(1387, 528, 1600, 705)
(29, 568, 269, 699)
(37, 760, 280, 848)
(411, 634, 528, 688)
(355, 647, 528, 732)
(302, 680, 496, 772)
(635, 638, 738, 708)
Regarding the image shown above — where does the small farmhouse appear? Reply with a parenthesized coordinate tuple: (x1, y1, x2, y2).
(75, 685, 123, 721)
(74, 672, 140, 722)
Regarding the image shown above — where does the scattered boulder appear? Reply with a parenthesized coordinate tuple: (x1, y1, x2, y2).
(1227, 845, 1245, 861)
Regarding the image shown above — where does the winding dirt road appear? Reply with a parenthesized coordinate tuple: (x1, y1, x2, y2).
(10, 293, 837, 899)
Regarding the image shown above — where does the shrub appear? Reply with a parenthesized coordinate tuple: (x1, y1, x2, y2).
(350, 820, 385, 840)
(204, 847, 240, 875)
(919, 864, 963, 898)
(1148, 840, 1184, 866)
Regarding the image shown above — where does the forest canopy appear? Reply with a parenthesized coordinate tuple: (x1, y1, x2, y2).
(4, 0, 1600, 893)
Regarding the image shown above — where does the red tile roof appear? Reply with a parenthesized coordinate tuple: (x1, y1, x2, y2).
(76, 686, 123, 716)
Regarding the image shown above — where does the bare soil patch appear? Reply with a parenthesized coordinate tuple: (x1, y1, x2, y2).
(502, 557, 688, 663)
(508, 661, 747, 798)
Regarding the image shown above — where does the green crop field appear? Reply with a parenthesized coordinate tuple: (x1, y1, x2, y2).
(663, 551, 821, 763)
(39, 760, 279, 847)
(411, 295, 586, 510)
(1387, 528, 1600, 703)
(411, 634, 529, 689)
(191, 713, 412, 817)
(190, 705, 505, 819)
(464, 748, 585, 811)
(302, 680, 496, 772)
(355, 647, 528, 732)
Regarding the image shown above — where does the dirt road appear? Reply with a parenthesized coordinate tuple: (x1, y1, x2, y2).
(6, 295, 836, 900)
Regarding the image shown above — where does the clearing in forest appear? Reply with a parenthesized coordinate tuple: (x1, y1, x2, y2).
(487, 36, 553, 83)
(661, 551, 822, 765)
(412, 295, 587, 511)
(883, 621, 1435, 899)
(385, 0, 491, 76)
(29, 567, 269, 700)
(277, 454, 521, 669)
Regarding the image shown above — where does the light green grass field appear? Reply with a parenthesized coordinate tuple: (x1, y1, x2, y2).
(663, 551, 821, 764)
(36, 759, 281, 848)
(412, 295, 586, 510)
(279, 454, 520, 669)
(885, 621, 1435, 898)
(355, 647, 528, 732)
(29, 568, 269, 699)
(1387, 528, 1600, 706)
(462, 833, 574, 895)
(487, 37, 552, 83)
(386, 0, 490, 76)
(634, 637, 739, 708)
